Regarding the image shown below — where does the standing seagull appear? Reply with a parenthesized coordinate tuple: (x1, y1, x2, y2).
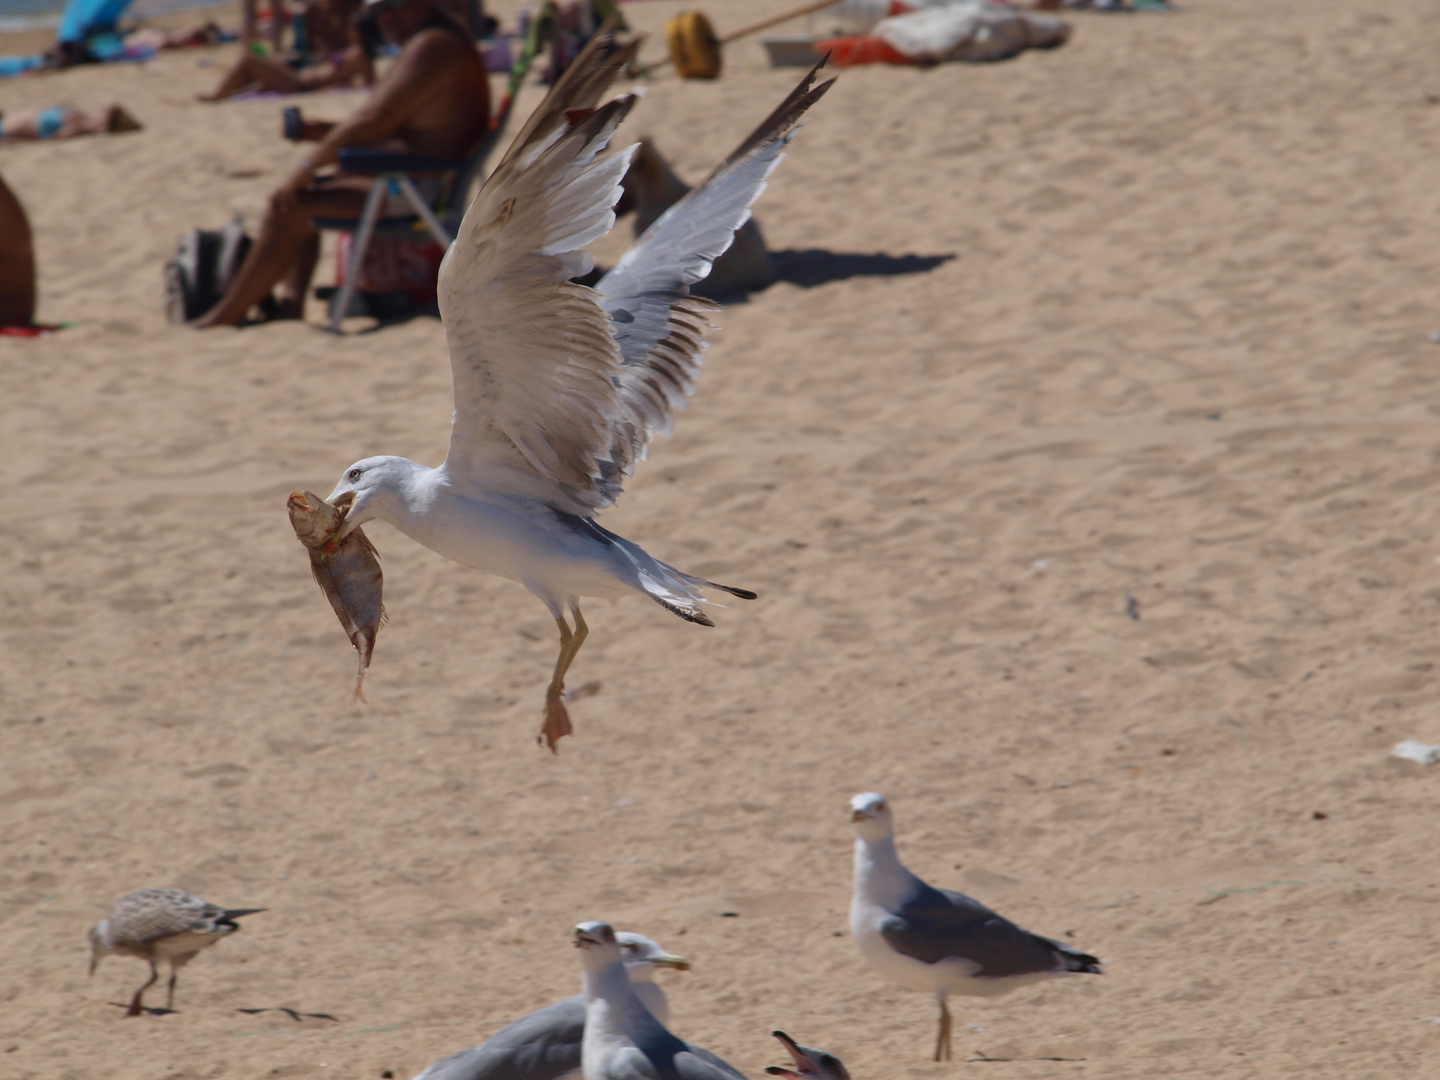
(848, 793, 1101, 1061)
(573, 921, 747, 1080)
(319, 32, 833, 750)
(88, 888, 265, 1016)
(412, 931, 690, 1080)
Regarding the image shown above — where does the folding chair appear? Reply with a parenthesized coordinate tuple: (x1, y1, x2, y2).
(313, 22, 542, 332)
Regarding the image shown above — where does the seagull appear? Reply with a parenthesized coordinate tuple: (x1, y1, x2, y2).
(764, 1031, 851, 1080)
(412, 932, 690, 1080)
(88, 888, 265, 1016)
(573, 921, 747, 1080)
(319, 30, 834, 751)
(848, 793, 1102, 1061)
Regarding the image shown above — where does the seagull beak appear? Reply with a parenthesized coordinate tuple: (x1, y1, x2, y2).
(850, 809, 866, 822)
(649, 952, 690, 971)
(766, 1031, 819, 1076)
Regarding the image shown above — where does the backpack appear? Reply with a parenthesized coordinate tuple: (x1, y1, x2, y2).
(163, 214, 251, 324)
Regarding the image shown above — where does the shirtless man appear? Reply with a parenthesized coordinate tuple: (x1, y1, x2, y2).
(193, 0, 489, 327)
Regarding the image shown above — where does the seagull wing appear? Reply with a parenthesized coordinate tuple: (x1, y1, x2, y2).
(590, 61, 835, 498)
(411, 997, 586, 1080)
(879, 884, 1094, 978)
(438, 31, 645, 511)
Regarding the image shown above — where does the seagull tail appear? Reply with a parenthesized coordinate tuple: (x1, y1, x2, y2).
(1048, 938, 1103, 974)
(583, 518, 755, 623)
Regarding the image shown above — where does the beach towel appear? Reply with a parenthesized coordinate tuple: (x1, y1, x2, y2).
(822, 0, 1069, 66)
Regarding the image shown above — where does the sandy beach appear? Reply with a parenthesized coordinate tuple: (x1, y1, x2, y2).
(3, 1, 1440, 1076)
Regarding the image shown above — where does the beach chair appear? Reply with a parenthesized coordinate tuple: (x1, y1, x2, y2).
(312, 25, 540, 332)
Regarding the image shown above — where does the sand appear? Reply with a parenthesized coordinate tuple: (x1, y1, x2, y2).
(3, 0, 1440, 1076)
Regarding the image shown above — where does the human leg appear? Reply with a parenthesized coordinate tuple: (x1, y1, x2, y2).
(200, 54, 303, 100)
(192, 178, 372, 327)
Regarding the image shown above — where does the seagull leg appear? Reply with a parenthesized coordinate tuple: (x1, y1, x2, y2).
(934, 995, 951, 1062)
(538, 601, 588, 752)
(127, 961, 159, 1017)
(166, 966, 178, 1011)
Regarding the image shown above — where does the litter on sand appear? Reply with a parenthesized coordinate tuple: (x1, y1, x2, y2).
(1390, 740, 1440, 765)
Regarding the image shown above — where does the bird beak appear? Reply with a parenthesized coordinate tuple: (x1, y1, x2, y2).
(766, 1031, 820, 1076)
(650, 953, 690, 971)
(331, 491, 355, 513)
(850, 809, 866, 822)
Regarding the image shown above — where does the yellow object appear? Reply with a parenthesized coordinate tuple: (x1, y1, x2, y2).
(665, 12, 722, 79)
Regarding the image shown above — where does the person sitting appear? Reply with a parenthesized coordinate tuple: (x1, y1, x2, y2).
(0, 104, 142, 143)
(201, 0, 373, 101)
(0, 172, 36, 327)
(192, 0, 490, 328)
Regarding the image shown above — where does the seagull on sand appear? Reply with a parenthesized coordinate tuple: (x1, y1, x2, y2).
(574, 921, 748, 1080)
(88, 888, 265, 1016)
(319, 31, 833, 750)
(848, 793, 1102, 1061)
(764, 1031, 851, 1080)
(412, 931, 690, 1080)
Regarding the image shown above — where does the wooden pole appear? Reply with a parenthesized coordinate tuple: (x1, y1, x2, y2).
(649, 0, 849, 72)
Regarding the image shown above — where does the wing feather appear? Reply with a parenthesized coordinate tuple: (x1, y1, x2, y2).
(439, 40, 832, 513)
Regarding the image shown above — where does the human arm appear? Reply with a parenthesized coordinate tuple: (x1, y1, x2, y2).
(272, 29, 460, 211)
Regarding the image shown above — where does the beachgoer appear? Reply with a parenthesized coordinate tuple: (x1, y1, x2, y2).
(242, 0, 291, 54)
(201, 0, 373, 101)
(0, 105, 142, 143)
(191, 0, 490, 327)
(0, 172, 36, 327)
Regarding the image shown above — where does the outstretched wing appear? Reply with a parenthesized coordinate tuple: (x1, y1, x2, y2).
(591, 61, 835, 496)
(438, 29, 644, 510)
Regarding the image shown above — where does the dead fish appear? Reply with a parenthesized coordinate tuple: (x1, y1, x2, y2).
(286, 490, 386, 701)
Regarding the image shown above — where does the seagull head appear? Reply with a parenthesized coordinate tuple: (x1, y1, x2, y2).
(765, 1031, 851, 1080)
(573, 920, 624, 971)
(326, 455, 416, 536)
(87, 920, 112, 975)
(848, 791, 894, 841)
(617, 931, 690, 979)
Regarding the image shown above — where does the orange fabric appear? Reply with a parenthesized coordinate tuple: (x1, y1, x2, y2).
(815, 35, 916, 67)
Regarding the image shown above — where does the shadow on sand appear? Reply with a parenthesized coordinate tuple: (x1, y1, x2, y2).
(768, 248, 956, 290)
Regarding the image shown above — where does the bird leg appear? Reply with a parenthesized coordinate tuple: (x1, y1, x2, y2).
(166, 966, 178, 1011)
(538, 605, 588, 752)
(934, 997, 952, 1062)
(127, 961, 160, 1017)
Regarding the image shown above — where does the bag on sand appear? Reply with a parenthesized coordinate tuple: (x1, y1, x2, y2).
(163, 214, 252, 324)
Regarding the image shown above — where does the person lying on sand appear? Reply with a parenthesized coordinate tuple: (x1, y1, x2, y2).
(201, 0, 373, 101)
(0, 105, 142, 143)
(191, 0, 489, 328)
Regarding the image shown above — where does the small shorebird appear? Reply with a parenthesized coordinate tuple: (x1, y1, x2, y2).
(317, 28, 832, 751)
(412, 931, 689, 1080)
(764, 1031, 851, 1080)
(848, 793, 1102, 1060)
(88, 888, 264, 1016)
(573, 921, 747, 1080)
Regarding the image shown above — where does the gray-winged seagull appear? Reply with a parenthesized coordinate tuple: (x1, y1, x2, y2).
(765, 1031, 851, 1080)
(573, 921, 747, 1080)
(848, 793, 1102, 1060)
(412, 932, 689, 1080)
(318, 28, 833, 750)
(88, 888, 265, 1016)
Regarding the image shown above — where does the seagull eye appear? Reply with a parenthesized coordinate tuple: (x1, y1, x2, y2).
(347, 468, 363, 481)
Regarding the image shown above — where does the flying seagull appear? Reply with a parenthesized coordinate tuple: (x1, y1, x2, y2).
(848, 793, 1102, 1060)
(88, 888, 265, 1016)
(319, 31, 833, 750)
(765, 1031, 851, 1080)
(412, 931, 689, 1080)
(573, 921, 748, 1080)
